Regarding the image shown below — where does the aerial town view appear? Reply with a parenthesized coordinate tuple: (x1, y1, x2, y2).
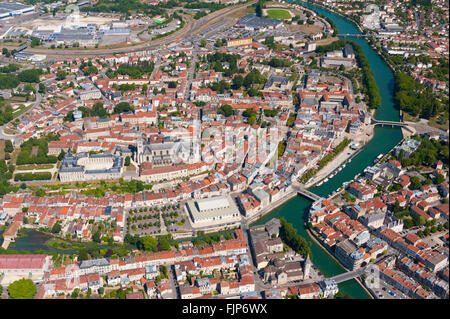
(0, 0, 448, 305)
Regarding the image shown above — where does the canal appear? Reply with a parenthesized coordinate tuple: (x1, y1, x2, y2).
(252, 0, 404, 299)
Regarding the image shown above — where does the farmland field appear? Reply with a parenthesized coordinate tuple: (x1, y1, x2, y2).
(266, 9, 291, 19)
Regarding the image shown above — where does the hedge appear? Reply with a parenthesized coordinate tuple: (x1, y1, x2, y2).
(14, 172, 52, 181)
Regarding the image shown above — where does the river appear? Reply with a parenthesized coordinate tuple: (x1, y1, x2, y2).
(252, 0, 403, 299)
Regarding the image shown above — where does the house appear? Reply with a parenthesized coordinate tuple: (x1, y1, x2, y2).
(317, 279, 339, 298)
(410, 206, 432, 221)
(347, 182, 376, 200)
(298, 283, 321, 299)
(179, 285, 202, 299)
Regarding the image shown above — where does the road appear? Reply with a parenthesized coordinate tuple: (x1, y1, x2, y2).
(168, 265, 180, 299)
(239, 218, 270, 297)
(24, 1, 257, 58)
(184, 43, 199, 100)
(0, 84, 42, 143)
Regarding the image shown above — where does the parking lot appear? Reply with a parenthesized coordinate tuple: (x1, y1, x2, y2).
(373, 280, 410, 299)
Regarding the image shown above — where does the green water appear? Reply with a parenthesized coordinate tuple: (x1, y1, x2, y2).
(251, 1, 404, 299)
(1, 229, 77, 254)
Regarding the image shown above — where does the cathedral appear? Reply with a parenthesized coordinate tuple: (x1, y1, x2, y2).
(136, 135, 201, 167)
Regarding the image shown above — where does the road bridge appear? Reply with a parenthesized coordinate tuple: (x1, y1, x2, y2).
(328, 267, 366, 284)
(337, 34, 371, 37)
(292, 183, 322, 202)
(371, 119, 408, 127)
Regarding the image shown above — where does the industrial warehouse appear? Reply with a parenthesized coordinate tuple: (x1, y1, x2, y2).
(0, 2, 34, 19)
(236, 14, 283, 31)
(31, 24, 131, 47)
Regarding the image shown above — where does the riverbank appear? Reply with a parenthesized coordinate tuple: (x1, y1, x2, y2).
(256, 0, 403, 299)
(303, 1, 363, 33)
(247, 190, 297, 225)
(306, 127, 373, 188)
(306, 227, 373, 299)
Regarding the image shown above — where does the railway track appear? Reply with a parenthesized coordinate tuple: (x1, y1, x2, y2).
(25, 1, 256, 58)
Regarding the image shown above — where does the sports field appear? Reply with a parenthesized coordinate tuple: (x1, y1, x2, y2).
(266, 9, 291, 19)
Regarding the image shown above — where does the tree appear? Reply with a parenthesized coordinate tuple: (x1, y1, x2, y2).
(38, 83, 46, 94)
(157, 235, 171, 251)
(343, 191, 352, 202)
(92, 231, 101, 243)
(141, 235, 158, 252)
(217, 104, 234, 117)
(71, 288, 80, 299)
(255, 1, 263, 17)
(410, 176, 422, 190)
(18, 69, 42, 83)
(78, 249, 89, 261)
(413, 214, 426, 227)
(168, 81, 177, 88)
(58, 150, 66, 161)
(125, 156, 131, 166)
(51, 222, 61, 234)
(4, 140, 13, 153)
(30, 37, 41, 48)
(435, 174, 445, 184)
(8, 279, 37, 299)
(91, 102, 108, 118)
(200, 39, 207, 47)
(232, 75, 244, 90)
(114, 102, 134, 114)
(141, 84, 148, 94)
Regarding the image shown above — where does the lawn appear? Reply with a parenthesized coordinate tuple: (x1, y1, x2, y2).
(266, 9, 291, 19)
(16, 164, 55, 171)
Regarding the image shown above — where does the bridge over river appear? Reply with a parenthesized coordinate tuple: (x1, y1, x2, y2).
(292, 183, 323, 202)
(327, 267, 367, 284)
(336, 34, 372, 37)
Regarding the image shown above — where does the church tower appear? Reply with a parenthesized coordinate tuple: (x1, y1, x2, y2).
(303, 254, 312, 280)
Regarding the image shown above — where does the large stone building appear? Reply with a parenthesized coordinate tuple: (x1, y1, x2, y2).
(59, 152, 124, 182)
(0, 254, 51, 284)
(227, 37, 253, 47)
(334, 239, 364, 270)
(185, 196, 241, 227)
(136, 136, 200, 167)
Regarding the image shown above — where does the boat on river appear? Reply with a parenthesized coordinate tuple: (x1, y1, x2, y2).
(374, 153, 384, 164)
